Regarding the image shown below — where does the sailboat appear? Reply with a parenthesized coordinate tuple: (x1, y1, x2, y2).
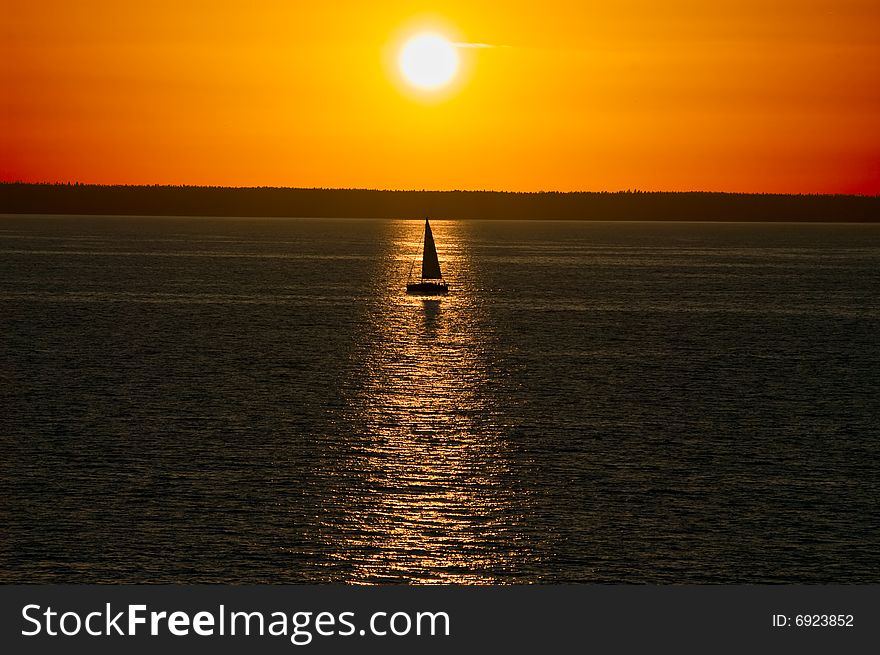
(406, 218, 449, 295)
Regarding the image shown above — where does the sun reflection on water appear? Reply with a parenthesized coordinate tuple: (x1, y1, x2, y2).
(326, 220, 531, 583)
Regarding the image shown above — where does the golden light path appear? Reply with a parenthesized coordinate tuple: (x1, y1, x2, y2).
(324, 220, 534, 583)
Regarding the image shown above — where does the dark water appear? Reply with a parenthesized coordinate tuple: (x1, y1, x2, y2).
(1, 216, 878, 583)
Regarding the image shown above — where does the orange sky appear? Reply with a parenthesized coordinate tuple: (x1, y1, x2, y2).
(3, 1, 879, 193)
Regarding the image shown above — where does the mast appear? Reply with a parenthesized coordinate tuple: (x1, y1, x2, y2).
(421, 219, 442, 280)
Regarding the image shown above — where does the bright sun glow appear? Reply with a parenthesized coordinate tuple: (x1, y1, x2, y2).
(399, 33, 459, 90)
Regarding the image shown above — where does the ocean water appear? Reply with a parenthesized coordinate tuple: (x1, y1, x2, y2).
(1, 215, 878, 583)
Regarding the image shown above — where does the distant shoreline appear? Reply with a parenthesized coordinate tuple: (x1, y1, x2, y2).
(2, 183, 878, 222)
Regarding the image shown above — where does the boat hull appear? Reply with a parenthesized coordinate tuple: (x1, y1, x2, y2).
(406, 281, 449, 295)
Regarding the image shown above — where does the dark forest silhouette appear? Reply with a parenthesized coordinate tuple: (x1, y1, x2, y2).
(1, 183, 878, 221)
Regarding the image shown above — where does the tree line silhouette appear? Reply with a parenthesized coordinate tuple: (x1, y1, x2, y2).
(1, 183, 877, 221)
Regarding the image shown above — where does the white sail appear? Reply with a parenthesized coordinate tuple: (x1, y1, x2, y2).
(421, 219, 443, 280)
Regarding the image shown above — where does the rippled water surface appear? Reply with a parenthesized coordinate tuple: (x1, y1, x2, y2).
(1, 216, 878, 583)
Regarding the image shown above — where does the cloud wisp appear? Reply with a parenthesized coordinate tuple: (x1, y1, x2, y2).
(453, 42, 511, 49)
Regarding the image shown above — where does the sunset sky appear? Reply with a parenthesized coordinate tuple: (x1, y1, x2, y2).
(3, 1, 879, 193)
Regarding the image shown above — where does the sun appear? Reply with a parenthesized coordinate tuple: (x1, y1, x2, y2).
(398, 33, 459, 90)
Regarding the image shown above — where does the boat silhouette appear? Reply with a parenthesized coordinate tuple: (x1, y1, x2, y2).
(406, 218, 449, 295)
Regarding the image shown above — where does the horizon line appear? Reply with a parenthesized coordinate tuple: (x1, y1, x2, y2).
(2, 182, 878, 199)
